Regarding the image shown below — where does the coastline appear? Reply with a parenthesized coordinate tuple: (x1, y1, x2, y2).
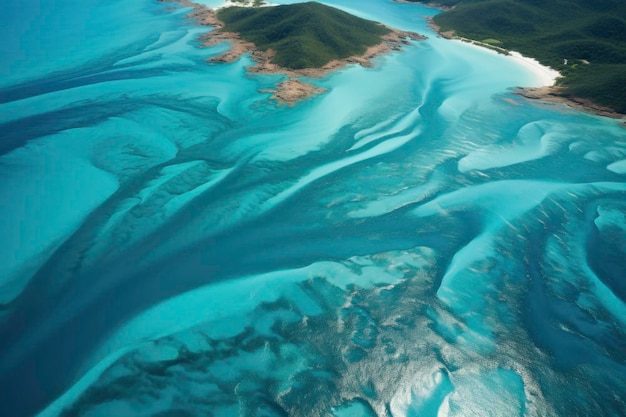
(448, 35, 560, 87)
(514, 86, 626, 121)
(260, 80, 328, 107)
(393, 0, 453, 11)
(426, 17, 626, 121)
(506, 51, 561, 87)
(160, 0, 425, 105)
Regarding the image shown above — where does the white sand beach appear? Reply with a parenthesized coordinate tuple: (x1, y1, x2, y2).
(507, 51, 560, 87)
(451, 38, 560, 87)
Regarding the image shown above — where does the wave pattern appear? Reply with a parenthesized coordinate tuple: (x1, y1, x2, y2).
(1, 0, 626, 416)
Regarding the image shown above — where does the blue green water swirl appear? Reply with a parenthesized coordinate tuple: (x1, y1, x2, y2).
(1, 0, 625, 416)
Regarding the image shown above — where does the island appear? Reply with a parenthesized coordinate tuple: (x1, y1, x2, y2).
(402, 0, 626, 118)
(161, 0, 425, 104)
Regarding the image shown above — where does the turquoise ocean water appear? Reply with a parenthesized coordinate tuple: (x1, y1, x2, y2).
(1, 0, 625, 415)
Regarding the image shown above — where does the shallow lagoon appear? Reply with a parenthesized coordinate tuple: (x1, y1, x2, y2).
(1, 0, 625, 416)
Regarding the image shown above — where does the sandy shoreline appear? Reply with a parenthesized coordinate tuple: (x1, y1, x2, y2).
(448, 36, 561, 87)
(426, 17, 625, 120)
(502, 51, 624, 120)
(429, 17, 560, 87)
(507, 51, 561, 87)
(160, 0, 425, 105)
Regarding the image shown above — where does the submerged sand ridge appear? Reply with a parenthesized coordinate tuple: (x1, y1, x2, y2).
(159, 0, 425, 105)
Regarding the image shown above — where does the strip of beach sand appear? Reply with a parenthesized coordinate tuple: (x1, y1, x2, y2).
(507, 51, 561, 87)
(449, 37, 560, 88)
(426, 17, 624, 120)
(503, 49, 624, 119)
(508, 51, 623, 120)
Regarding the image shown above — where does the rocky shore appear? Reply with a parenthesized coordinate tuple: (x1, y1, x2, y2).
(516, 86, 626, 121)
(159, 0, 425, 104)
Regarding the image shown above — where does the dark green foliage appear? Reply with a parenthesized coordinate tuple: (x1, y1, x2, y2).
(216, 2, 390, 69)
(552, 41, 625, 64)
(559, 64, 626, 113)
(410, 0, 626, 112)
(584, 16, 626, 42)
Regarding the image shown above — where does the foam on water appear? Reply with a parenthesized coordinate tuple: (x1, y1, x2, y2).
(1, 0, 626, 416)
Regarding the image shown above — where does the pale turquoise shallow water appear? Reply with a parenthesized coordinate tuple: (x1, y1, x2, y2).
(1, 0, 626, 416)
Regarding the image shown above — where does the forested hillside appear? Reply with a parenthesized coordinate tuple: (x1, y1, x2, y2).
(407, 0, 626, 113)
(217, 2, 390, 69)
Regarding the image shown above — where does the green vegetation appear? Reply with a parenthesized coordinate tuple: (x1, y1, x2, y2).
(482, 38, 502, 46)
(230, 0, 266, 7)
(216, 2, 390, 69)
(408, 0, 626, 113)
